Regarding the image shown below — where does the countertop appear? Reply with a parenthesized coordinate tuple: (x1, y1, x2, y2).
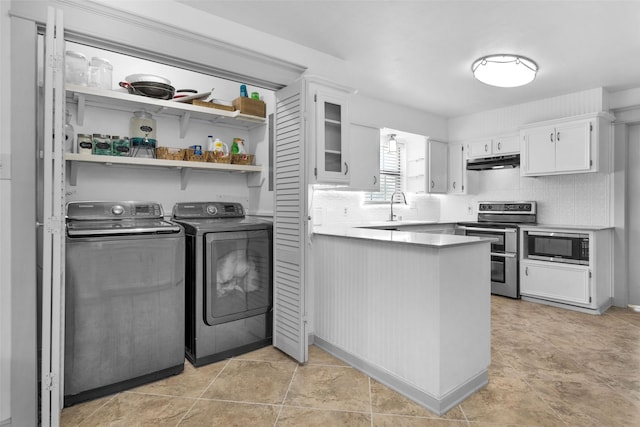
(519, 224, 614, 231)
(313, 226, 492, 248)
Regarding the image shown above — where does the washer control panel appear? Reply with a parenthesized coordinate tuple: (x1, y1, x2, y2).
(173, 202, 244, 219)
(66, 201, 163, 220)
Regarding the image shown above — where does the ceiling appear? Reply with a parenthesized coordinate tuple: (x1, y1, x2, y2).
(176, 0, 640, 118)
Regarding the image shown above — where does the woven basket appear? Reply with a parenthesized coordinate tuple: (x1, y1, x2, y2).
(155, 147, 186, 161)
(185, 148, 206, 162)
(206, 151, 232, 164)
(231, 154, 255, 165)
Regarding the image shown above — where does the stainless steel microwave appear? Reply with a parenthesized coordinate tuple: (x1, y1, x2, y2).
(523, 230, 589, 265)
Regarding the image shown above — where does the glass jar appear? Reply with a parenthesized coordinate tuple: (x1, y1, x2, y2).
(65, 51, 89, 86)
(64, 111, 75, 153)
(130, 111, 157, 147)
(88, 57, 113, 90)
(77, 134, 93, 155)
(92, 134, 112, 156)
(112, 136, 131, 157)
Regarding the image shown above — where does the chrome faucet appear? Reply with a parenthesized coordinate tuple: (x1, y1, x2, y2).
(389, 191, 407, 221)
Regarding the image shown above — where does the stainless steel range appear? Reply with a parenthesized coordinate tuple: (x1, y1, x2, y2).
(457, 201, 537, 298)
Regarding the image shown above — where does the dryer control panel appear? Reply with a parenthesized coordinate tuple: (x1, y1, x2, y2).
(172, 202, 244, 219)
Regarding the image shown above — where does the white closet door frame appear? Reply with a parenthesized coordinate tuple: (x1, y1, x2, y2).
(41, 6, 66, 427)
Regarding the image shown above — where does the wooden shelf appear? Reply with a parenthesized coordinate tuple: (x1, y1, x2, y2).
(65, 85, 266, 136)
(65, 153, 264, 190)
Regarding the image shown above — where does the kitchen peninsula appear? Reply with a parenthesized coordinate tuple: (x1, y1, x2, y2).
(311, 226, 492, 415)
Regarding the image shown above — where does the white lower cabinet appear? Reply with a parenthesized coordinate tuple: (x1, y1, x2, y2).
(521, 261, 591, 305)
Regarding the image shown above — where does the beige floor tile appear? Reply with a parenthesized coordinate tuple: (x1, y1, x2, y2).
(460, 375, 564, 426)
(130, 360, 227, 398)
(78, 393, 194, 427)
(179, 399, 279, 426)
(307, 345, 350, 366)
(201, 359, 296, 404)
(276, 406, 371, 426)
(60, 394, 117, 427)
(234, 345, 299, 365)
(369, 379, 465, 420)
(373, 414, 468, 426)
(528, 378, 640, 427)
(285, 364, 370, 412)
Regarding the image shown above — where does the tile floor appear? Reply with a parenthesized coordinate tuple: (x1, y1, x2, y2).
(61, 296, 640, 426)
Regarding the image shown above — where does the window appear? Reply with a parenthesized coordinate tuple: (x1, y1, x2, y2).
(364, 139, 404, 203)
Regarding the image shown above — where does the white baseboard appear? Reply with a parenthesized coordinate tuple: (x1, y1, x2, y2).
(0, 417, 11, 427)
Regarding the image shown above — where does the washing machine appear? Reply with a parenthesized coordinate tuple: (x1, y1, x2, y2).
(64, 201, 185, 406)
(172, 201, 273, 366)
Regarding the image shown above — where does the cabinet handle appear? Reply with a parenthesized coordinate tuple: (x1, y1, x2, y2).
(550, 133, 554, 142)
(484, 144, 488, 152)
(344, 162, 349, 175)
(373, 175, 377, 185)
(431, 180, 435, 189)
(497, 142, 501, 151)
(556, 131, 560, 141)
(525, 266, 529, 276)
(452, 181, 456, 189)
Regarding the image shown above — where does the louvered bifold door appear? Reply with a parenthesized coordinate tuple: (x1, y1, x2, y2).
(273, 81, 308, 363)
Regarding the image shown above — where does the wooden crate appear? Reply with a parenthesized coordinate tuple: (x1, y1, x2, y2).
(192, 99, 235, 111)
(232, 97, 266, 117)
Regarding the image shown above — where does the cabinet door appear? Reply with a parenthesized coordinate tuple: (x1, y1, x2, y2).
(427, 140, 448, 193)
(405, 138, 426, 193)
(466, 139, 492, 158)
(314, 88, 349, 184)
(493, 134, 519, 155)
(448, 143, 465, 194)
(554, 119, 592, 173)
(348, 124, 380, 191)
(521, 261, 591, 306)
(521, 126, 556, 175)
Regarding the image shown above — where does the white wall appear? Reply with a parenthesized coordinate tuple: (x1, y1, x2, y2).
(1, 0, 12, 423)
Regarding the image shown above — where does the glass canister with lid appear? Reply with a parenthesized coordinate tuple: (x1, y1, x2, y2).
(77, 133, 93, 155)
(65, 51, 89, 86)
(130, 111, 157, 148)
(88, 57, 113, 90)
(92, 134, 112, 156)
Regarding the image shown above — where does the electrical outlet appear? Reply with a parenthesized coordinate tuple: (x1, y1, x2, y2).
(343, 207, 348, 216)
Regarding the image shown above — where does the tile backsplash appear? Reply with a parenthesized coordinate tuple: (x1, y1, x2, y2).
(313, 168, 610, 227)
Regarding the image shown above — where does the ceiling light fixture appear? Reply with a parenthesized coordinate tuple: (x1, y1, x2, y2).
(388, 134, 397, 152)
(472, 54, 538, 88)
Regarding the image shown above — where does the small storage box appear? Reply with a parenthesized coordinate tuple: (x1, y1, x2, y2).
(206, 151, 231, 164)
(232, 97, 266, 117)
(192, 99, 235, 112)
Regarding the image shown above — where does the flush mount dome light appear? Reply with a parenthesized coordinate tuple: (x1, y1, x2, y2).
(472, 54, 538, 88)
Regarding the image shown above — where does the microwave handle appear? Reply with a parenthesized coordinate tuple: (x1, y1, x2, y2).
(526, 231, 589, 239)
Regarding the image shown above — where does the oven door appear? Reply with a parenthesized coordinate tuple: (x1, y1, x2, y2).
(203, 230, 273, 326)
(462, 226, 517, 253)
(490, 251, 519, 298)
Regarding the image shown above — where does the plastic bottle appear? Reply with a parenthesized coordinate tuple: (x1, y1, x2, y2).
(207, 135, 215, 152)
(231, 139, 239, 154)
(64, 111, 75, 153)
(240, 84, 248, 98)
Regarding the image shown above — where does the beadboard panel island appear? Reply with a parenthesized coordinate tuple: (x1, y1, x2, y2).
(312, 229, 491, 415)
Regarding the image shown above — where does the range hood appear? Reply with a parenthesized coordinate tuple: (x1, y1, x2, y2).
(466, 154, 520, 171)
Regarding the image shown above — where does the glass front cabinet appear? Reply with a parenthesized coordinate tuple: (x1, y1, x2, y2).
(311, 84, 350, 184)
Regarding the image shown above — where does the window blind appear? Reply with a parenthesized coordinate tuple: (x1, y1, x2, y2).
(365, 144, 403, 202)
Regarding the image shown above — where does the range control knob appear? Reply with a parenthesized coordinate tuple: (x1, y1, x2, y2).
(111, 205, 124, 216)
(206, 205, 218, 216)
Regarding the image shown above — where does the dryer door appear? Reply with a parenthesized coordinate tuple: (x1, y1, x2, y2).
(204, 230, 272, 326)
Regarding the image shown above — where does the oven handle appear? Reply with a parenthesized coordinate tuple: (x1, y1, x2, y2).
(459, 226, 517, 233)
(490, 252, 517, 259)
(527, 231, 589, 239)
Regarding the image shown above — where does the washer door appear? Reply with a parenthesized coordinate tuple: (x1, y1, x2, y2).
(203, 230, 272, 325)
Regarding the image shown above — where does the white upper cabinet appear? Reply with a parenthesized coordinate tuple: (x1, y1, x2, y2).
(406, 138, 448, 194)
(520, 113, 613, 177)
(447, 143, 466, 194)
(466, 134, 519, 158)
(348, 124, 380, 191)
(312, 84, 350, 184)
